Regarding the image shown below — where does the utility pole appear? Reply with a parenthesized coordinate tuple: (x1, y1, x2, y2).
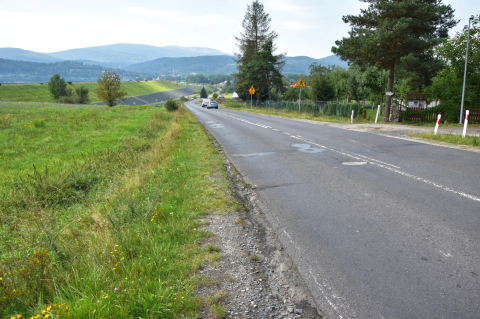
(459, 16, 473, 124)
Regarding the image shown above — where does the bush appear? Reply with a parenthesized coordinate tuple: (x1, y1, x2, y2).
(67, 81, 73, 85)
(74, 85, 90, 104)
(179, 96, 187, 102)
(401, 103, 460, 123)
(359, 107, 367, 119)
(165, 99, 179, 112)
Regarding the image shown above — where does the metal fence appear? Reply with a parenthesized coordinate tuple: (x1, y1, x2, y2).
(245, 100, 330, 113)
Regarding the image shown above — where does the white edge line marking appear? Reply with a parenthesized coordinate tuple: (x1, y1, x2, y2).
(308, 270, 344, 319)
(373, 161, 480, 202)
(217, 111, 480, 202)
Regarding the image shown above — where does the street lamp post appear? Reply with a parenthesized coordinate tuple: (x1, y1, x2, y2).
(459, 16, 474, 124)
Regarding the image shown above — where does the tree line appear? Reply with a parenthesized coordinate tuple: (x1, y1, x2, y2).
(0, 59, 152, 83)
(185, 74, 234, 85)
(234, 1, 478, 122)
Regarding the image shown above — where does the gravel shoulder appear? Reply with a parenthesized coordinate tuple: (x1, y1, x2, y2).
(197, 129, 322, 319)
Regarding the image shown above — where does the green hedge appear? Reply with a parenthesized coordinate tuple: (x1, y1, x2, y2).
(321, 103, 359, 119)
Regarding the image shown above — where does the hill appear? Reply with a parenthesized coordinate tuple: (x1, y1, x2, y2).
(124, 55, 237, 74)
(0, 58, 148, 83)
(0, 80, 183, 103)
(125, 54, 349, 75)
(0, 48, 62, 63)
(46, 43, 231, 67)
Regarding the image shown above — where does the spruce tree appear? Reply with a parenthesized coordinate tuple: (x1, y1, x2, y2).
(234, 1, 285, 101)
(236, 41, 285, 101)
(235, 0, 278, 67)
(200, 87, 208, 99)
(332, 0, 457, 121)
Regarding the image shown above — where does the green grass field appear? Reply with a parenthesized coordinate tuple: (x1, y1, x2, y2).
(0, 101, 233, 318)
(0, 81, 183, 104)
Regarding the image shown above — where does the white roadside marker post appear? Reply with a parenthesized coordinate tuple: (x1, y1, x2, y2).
(463, 110, 470, 138)
(375, 105, 381, 123)
(434, 114, 442, 135)
(351, 110, 354, 123)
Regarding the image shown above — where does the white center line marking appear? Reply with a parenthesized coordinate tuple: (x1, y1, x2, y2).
(214, 112, 480, 202)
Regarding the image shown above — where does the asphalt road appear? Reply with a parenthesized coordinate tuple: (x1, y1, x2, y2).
(185, 101, 480, 319)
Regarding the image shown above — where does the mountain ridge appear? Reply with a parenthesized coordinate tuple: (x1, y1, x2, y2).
(45, 43, 231, 66)
(124, 55, 349, 75)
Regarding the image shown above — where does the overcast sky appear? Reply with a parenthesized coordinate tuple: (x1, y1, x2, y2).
(0, 0, 476, 59)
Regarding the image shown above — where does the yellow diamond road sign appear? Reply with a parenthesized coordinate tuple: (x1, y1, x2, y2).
(296, 78, 306, 88)
(249, 86, 255, 94)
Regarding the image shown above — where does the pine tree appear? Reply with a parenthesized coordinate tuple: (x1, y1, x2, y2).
(235, 0, 278, 67)
(234, 1, 285, 101)
(309, 64, 335, 102)
(332, 0, 457, 121)
(236, 41, 285, 101)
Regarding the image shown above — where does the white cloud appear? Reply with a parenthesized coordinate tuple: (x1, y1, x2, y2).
(0, 10, 171, 51)
(265, 0, 308, 17)
(280, 20, 311, 30)
(123, 7, 236, 26)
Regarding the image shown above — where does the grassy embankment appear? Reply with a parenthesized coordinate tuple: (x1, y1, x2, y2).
(0, 102, 234, 318)
(0, 81, 184, 104)
(407, 132, 480, 148)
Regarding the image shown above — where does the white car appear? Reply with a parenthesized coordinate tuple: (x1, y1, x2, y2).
(202, 99, 211, 107)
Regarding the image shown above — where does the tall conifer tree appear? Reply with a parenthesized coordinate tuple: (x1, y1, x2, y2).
(234, 1, 284, 101)
(332, 0, 457, 121)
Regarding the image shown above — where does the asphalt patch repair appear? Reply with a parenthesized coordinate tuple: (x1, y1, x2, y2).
(196, 128, 322, 319)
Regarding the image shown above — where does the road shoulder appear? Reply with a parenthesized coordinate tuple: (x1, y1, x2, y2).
(197, 127, 323, 319)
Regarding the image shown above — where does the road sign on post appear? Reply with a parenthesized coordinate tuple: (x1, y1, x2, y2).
(296, 78, 306, 88)
(249, 86, 255, 108)
(296, 78, 306, 113)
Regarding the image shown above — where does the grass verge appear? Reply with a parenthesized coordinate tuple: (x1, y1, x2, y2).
(221, 101, 370, 124)
(0, 101, 234, 318)
(407, 132, 480, 148)
(0, 81, 183, 104)
(221, 101, 480, 128)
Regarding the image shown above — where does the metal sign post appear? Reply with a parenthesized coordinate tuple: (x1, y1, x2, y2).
(249, 86, 255, 109)
(460, 17, 473, 124)
(295, 78, 306, 113)
(298, 88, 302, 113)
